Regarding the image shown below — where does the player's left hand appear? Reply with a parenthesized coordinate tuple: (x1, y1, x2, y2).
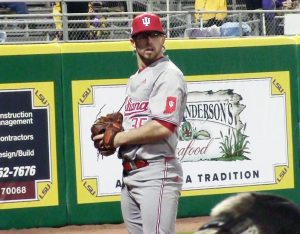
(91, 112, 124, 156)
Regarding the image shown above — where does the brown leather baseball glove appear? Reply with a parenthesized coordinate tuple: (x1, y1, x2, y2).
(91, 112, 123, 156)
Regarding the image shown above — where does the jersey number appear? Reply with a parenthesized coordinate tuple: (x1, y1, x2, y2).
(131, 117, 148, 128)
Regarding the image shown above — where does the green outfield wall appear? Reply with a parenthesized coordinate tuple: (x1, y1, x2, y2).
(0, 37, 299, 229)
(0, 45, 66, 229)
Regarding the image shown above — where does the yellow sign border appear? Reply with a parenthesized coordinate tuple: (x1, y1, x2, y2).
(72, 71, 294, 203)
(0, 82, 59, 209)
(72, 79, 127, 204)
(182, 71, 294, 196)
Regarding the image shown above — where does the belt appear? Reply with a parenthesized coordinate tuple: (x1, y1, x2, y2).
(122, 159, 149, 172)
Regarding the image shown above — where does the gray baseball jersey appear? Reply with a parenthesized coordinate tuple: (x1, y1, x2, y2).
(119, 56, 187, 234)
(119, 56, 187, 161)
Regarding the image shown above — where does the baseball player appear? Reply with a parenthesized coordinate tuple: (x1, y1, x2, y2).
(93, 12, 187, 234)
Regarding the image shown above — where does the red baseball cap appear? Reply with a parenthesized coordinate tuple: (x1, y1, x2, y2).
(131, 13, 164, 37)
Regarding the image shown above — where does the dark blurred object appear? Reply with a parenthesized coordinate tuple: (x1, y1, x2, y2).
(0, 31, 6, 43)
(195, 192, 300, 234)
(0, 2, 29, 14)
(280, 0, 299, 9)
(91, 1, 127, 12)
(66, 2, 89, 13)
(245, 0, 262, 9)
(52, 1, 89, 40)
(67, 2, 89, 40)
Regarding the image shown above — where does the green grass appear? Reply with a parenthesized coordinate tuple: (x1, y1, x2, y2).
(219, 125, 250, 160)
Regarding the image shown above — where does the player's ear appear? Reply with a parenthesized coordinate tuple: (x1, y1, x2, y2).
(162, 34, 166, 43)
(130, 38, 136, 49)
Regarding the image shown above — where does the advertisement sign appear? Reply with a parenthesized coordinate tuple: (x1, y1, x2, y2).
(73, 72, 293, 203)
(0, 82, 58, 209)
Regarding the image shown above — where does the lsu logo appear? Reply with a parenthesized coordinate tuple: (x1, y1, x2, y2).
(142, 17, 151, 27)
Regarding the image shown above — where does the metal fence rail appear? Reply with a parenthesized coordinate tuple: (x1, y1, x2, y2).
(0, 0, 299, 44)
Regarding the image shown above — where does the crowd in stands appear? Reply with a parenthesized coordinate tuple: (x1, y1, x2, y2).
(0, 0, 300, 42)
(52, 2, 90, 40)
(245, 0, 299, 34)
(193, 0, 299, 36)
(52, 1, 129, 40)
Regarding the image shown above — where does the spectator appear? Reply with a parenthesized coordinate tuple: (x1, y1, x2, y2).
(194, 0, 227, 27)
(87, 2, 109, 40)
(277, 0, 299, 34)
(52, 1, 89, 40)
(52, 1, 109, 40)
(262, 0, 297, 35)
(262, 0, 279, 35)
(245, 0, 298, 10)
(0, 2, 28, 14)
(277, 0, 299, 9)
(52, 1, 62, 40)
(244, 0, 298, 35)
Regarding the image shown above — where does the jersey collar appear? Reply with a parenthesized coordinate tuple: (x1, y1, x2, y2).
(138, 55, 167, 73)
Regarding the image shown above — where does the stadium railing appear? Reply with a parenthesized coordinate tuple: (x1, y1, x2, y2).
(0, 0, 299, 44)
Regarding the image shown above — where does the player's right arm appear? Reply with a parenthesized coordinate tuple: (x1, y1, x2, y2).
(113, 119, 173, 147)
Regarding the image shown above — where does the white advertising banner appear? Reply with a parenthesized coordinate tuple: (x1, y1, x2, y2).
(72, 72, 294, 203)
